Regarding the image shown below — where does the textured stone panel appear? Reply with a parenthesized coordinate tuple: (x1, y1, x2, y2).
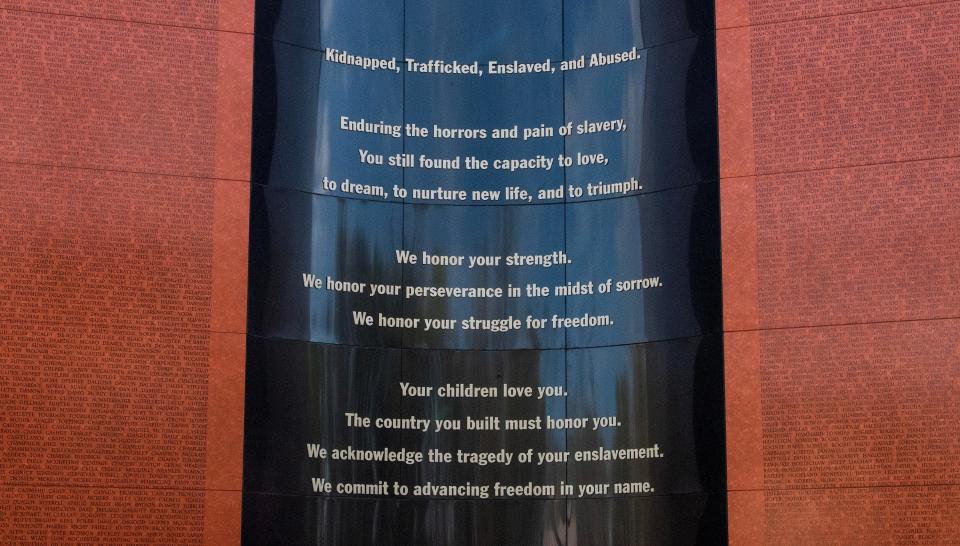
(728, 490, 764, 546)
(0, 486, 205, 544)
(750, 2, 960, 174)
(0, 0, 254, 33)
(720, 176, 759, 331)
(1, 1, 217, 29)
(210, 180, 250, 333)
(0, 320, 209, 489)
(203, 490, 242, 546)
(205, 332, 245, 492)
(724, 331, 763, 491)
(764, 486, 960, 545)
(716, 0, 749, 29)
(759, 320, 960, 489)
(0, 9, 218, 176)
(0, 163, 214, 330)
(717, 26, 755, 179)
(0, 2, 250, 543)
(748, 0, 946, 25)
(755, 159, 960, 328)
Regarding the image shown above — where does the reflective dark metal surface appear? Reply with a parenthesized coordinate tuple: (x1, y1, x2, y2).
(242, 494, 726, 545)
(244, 336, 724, 497)
(246, 0, 723, 542)
(247, 184, 721, 349)
(252, 35, 717, 199)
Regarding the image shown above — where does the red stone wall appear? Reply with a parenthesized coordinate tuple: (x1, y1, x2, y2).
(718, 0, 960, 543)
(0, 3, 252, 544)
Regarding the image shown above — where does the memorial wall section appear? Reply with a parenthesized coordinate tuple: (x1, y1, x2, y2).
(243, 0, 725, 543)
(0, 1, 252, 543)
(1, 0, 958, 543)
(717, 0, 960, 543)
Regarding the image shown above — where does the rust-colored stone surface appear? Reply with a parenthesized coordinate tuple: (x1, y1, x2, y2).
(755, 158, 960, 328)
(717, 27, 755, 179)
(211, 179, 250, 334)
(750, 2, 960, 175)
(2, 0, 253, 31)
(0, 9, 217, 176)
(0, 486, 206, 543)
(720, 176, 759, 331)
(203, 490, 243, 546)
(760, 320, 960, 488)
(765, 486, 960, 544)
(216, 33, 254, 181)
(0, 164, 213, 329)
(0, 319, 209, 488)
(724, 331, 763, 492)
(727, 490, 764, 545)
(719, 0, 960, 542)
(206, 332, 246, 492)
(0, 4, 249, 542)
(749, 0, 943, 26)
(0, 0, 255, 32)
(218, 0, 254, 34)
(0, 1, 218, 28)
(716, 0, 749, 29)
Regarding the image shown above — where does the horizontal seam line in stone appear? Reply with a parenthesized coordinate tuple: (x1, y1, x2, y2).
(731, 482, 960, 492)
(724, 314, 960, 334)
(718, 153, 960, 181)
(0, 159, 250, 185)
(715, 0, 960, 31)
(0, 6, 253, 35)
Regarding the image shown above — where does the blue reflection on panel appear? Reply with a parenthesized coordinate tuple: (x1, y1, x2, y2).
(256, 0, 321, 50)
(405, 0, 562, 61)
(252, 10, 717, 200)
(569, 494, 727, 546)
(315, 62, 404, 195)
(242, 494, 570, 545)
(251, 38, 321, 189)
(565, 337, 725, 497)
(403, 70, 565, 198)
(241, 493, 726, 544)
(400, 203, 567, 350)
(244, 338, 405, 495)
(253, 38, 404, 194)
(248, 186, 405, 346)
(322, 0, 403, 56)
(565, 183, 721, 347)
(248, 0, 722, 542)
(249, 186, 719, 349)
(564, 35, 717, 195)
(256, 0, 714, 53)
(564, 0, 714, 51)
(398, 348, 567, 492)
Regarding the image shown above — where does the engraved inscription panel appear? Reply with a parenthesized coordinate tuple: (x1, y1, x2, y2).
(764, 486, 960, 545)
(0, 10, 217, 176)
(749, 0, 942, 25)
(0, 486, 204, 543)
(0, 166, 215, 536)
(750, 3, 960, 174)
(760, 321, 960, 488)
(0, 164, 213, 330)
(755, 159, 960, 328)
(1, 0, 218, 28)
(0, 321, 209, 489)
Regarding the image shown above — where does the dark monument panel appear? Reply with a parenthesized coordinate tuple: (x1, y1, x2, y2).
(252, 35, 718, 199)
(246, 0, 723, 542)
(248, 185, 720, 349)
(244, 336, 723, 499)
